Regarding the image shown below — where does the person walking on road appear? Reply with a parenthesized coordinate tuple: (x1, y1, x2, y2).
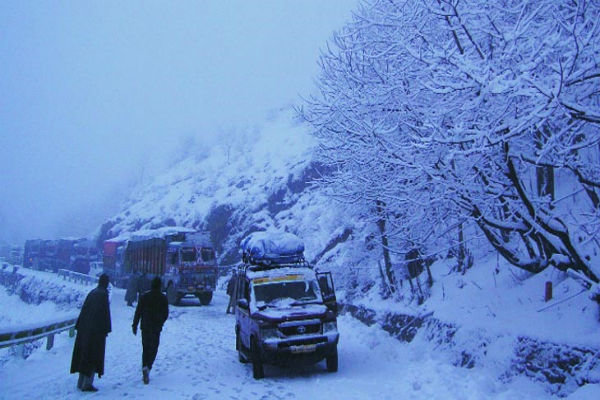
(125, 272, 140, 307)
(226, 271, 237, 314)
(70, 273, 112, 392)
(132, 276, 169, 384)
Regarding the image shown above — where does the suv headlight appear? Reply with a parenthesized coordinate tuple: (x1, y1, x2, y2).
(323, 321, 337, 333)
(260, 327, 279, 339)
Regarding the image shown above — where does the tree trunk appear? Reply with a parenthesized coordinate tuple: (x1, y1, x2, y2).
(376, 200, 396, 293)
(457, 222, 465, 273)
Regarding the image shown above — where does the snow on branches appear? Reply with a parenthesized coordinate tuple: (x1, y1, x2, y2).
(300, 0, 600, 284)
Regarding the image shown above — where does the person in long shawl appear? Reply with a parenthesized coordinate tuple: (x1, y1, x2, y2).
(70, 273, 112, 392)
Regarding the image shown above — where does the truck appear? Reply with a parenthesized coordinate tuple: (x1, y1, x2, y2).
(23, 238, 95, 274)
(102, 239, 128, 288)
(0, 243, 22, 266)
(233, 231, 339, 379)
(104, 227, 218, 305)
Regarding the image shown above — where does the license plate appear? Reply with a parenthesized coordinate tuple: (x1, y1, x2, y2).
(290, 344, 316, 354)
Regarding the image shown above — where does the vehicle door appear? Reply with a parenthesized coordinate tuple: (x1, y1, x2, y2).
(316, 272, 337, 313)
(236, 276, 252, 349)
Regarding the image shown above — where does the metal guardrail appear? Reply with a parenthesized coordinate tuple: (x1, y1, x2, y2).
(0, 316, 77, 357)
(57, 269, 98, 285)
(0, 267, 83, 358)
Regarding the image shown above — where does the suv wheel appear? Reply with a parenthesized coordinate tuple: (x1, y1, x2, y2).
(326, 347, 338, 372)
(251, 338, 264, 379)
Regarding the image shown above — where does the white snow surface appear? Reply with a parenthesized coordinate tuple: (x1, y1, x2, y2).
(1, 267, 599, 399)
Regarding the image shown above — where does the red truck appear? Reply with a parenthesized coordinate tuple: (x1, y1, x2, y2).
(103, 228, 218, 305)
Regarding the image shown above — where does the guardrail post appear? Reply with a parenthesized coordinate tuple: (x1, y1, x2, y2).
(18, 344, 26, 359)
(69, 327, 75, 337)
(46, 334, 54, 350)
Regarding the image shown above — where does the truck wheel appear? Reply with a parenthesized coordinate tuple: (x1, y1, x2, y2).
(326, 347, 338, 372)
(251, 338, 264, 379)
(167, 283, 180, 306)
(196, 291, 213, 305)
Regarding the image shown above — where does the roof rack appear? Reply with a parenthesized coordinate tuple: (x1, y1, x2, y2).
(243, 257, 311, 272)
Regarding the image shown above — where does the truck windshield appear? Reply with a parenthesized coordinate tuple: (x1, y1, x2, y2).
(253, 279, 320, 306)
(181, 247, 197, 262)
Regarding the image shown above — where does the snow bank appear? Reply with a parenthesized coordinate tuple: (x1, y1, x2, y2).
(0, 268, 88, 309)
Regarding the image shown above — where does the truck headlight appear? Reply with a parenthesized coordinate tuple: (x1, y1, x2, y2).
(260, 327, 279, 339)
(323, 321, 337, 333)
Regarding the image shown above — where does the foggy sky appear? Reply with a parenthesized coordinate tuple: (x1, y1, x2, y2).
(0, 1, 357, 245)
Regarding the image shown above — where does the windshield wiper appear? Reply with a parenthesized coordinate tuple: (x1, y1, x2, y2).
(291, 298, 320, 306)
(257, 303, 277, 311)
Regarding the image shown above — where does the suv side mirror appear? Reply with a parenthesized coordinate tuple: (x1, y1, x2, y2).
(327, 301, 339, 314)
(237, 298, 249, 310)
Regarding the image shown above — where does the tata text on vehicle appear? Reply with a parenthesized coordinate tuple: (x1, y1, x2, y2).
(233, 231, 339, 379)
(104, 227, 218, 305)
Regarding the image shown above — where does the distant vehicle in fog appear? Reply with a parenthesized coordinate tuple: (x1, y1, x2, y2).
(0, 243, 22, 265)
(23, 237, 98, 274)
(89, 261, 104, 277)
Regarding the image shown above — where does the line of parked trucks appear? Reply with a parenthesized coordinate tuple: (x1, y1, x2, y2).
(23, 237, 99, 274)
(20, 227, 219, 306)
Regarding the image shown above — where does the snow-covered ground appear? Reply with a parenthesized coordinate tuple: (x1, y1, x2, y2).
(1, 268, 599, 400)
(353, 254, 600, 348)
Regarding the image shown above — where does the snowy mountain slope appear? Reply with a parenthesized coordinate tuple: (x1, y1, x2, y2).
(97, 108, 362, 267)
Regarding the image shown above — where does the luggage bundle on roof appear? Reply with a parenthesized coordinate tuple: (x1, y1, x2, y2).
(240, 231, 305, 267)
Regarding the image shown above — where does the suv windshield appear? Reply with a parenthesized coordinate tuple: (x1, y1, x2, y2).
(253, 279, 321, 308)
(181, 247, 197, 262)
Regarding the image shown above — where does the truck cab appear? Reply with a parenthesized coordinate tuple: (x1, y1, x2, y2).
(234, 232, 339, 379)
(164, 240, 217, 305)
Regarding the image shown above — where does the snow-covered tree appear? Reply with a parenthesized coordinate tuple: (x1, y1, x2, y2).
(301, 0, 600, 289)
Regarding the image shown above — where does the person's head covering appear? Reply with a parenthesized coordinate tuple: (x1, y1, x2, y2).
(151, 276, 162, 290)
(98, 273, 110, 289)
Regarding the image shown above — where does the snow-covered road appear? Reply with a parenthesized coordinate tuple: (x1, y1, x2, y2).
(0, 284, 567, 399)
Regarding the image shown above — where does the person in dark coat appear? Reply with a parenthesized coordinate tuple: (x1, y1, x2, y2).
(132, 276, 169, 384)
(70, 273, 112, 392)
(138, 272, 151, 297)
(125, 272, 140, 307)
(226, 271, 237, 314)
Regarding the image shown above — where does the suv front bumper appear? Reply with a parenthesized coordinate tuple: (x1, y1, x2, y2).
(260, 332, 339, 365)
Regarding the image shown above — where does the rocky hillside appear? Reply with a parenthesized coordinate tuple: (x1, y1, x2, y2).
(96, 108, 369, 279)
